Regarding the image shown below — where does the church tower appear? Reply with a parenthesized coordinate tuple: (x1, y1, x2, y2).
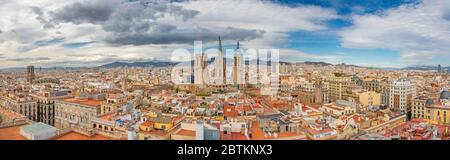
(233, 41, 244, 86)
(215, 36, 226, 85)
(194, 51, 207, 85)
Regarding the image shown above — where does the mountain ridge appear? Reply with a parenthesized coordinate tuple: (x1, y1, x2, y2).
(1, 60, 448, 72)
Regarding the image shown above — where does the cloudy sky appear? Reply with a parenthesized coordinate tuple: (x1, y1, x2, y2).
(0, 0, 449, 68)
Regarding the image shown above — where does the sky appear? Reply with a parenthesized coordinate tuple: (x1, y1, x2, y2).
(0, 0, 449, 68)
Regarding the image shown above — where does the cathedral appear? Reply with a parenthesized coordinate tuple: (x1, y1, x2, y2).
(193, 36, 245, 89)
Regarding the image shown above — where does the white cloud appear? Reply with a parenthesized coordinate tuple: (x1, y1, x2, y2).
(279, 49, 344, 64)
(0, 0, 340, 68)
(339, 0, 450, 65)
(177, 0, 339, 32)
(176, 0, 339, 50)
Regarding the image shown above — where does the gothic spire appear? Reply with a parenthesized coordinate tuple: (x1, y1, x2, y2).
(218, 36, 222, 53)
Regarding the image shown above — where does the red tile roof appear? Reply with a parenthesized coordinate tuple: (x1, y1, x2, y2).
(253, 103, 262, 108)
(64, 98, 103, 107)
(175, 129, 196, 137)
(352, 114, 364, 123)
(220, 132, 248, 140)
(243, 105, 252, 112)
(100, 113, 114, 121)
(52, 131, 114, 140)
(0, 125, 27, 140)
(141, 121, 154, 127)
(224, 106, 238, 117)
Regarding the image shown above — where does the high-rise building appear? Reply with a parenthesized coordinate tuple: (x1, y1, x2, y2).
(27, 65, 35, 83)
(389, 78, 416, 114)
(437, 64, 442, 73)
(232, 41, 244, 86)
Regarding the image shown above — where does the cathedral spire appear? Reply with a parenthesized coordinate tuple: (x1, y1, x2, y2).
(218, 36, 222, 53)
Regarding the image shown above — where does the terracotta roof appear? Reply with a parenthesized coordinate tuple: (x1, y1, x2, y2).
(249, 121, 303, 140)
(52, 131, 114, 140)
(0, 125, 27, 140)
(250, 121, 265, 140)
(141, 121, 154, 127)
(243, 105, 252, 112)
(107, 93, 123, 99)
(175, 129, 196, 137)
(227, 98, 236, 103)
(0, 108, 25, 120)
(63, 98, 103, 107)
(277, 132, 302, 138)
(305, 127, 335, 135)
(100, 113, 114, 121)
(139, 129, 168, 136)
(253, 103, 262, 108)
(224, 106, 238, 117)
(220, 132, 248, 140)
(271, 100, 288, 107)
(352, 115, 364, 123)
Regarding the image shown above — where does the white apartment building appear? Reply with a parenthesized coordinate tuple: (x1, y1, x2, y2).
(389, 78, 416, 114)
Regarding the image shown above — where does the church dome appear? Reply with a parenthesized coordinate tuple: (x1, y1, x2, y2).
(426, 99, 434, 106)
(440, 90, 450, 100)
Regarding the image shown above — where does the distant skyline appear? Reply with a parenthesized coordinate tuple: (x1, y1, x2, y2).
(0, 0, 449, 68)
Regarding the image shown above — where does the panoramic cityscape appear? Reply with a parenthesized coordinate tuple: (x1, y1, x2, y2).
(0, 0, 450, 140)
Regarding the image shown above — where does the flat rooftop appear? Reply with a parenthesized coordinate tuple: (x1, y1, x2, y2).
(0, 125, 117, 140)
(21, 122, 57, 135)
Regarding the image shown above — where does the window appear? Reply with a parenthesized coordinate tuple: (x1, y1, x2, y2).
(444, 112, 447, 123)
